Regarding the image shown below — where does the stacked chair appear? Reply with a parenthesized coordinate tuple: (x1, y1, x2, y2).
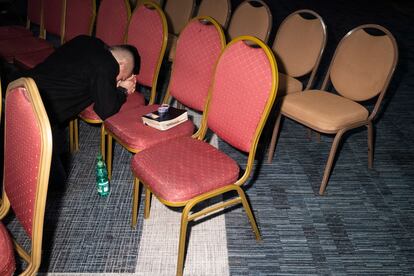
(13, 0, 96, 69)
(103, 16, 226, 180)
(266, 24, 398, 195)
(0, 0, 65, 63)
(227, 0, 272, 43)
(0, 77, 53, 276)
(129, 35, 279, 276)
(0, 0, 42, 40)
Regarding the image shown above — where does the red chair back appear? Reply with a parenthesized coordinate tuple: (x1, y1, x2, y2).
(127, 2, 167, 94)
(64, 0, 96, 42)
(27, 0, 43, 26)
(207, 37, 277, 152)
(95, 0, 130, 45)
(169, 17, 225, 111)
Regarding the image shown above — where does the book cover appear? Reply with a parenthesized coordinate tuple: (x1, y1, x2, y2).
(142, 107, 188, 131)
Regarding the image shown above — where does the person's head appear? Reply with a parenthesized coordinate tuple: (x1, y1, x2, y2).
(109, 45, 140, 81)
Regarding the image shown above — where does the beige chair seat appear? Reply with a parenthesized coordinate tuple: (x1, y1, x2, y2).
(278, 72, 303, 95)
(282, 90, 369, 133)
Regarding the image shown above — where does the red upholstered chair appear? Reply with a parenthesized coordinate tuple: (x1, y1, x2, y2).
(0, 77, 53, 275)
(104, 16, 226, 180)
(0, 0, 43, 40)
(71, 1, 167, 155)
(0, 0, 65, 63)
(14, 0, 97, 70)
(68, 0, 131, 153)
(267, 24, 398, 195)
(130, 36, 278, 276)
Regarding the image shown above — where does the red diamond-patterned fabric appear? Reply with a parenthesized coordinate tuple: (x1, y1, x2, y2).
(0, 36, 53, 62)
(4, 87, 42, 237)
(42, 0, 64, 36)
(79, 92, 145, 121)
(104, 105, 194, 150)
(0, 223, 15, 276)
(127, 4, 165, 87)
(131, 136, 240, 203)
(95, 0, 128, 46)
(0, 26, 32, 40)
(64, 0, 95, 42)
(169, 19, 224, 111)
(14, 48, 55, 69)
(207, 40, 274, 152)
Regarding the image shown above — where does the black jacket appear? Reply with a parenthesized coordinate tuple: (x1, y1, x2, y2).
(21, 35, 127, 125)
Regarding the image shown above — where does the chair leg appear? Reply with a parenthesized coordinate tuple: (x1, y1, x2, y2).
(69, 120, 74, 152)
(267, 113, 282, 163)
(367, 122, 373, 169)
(176, 206, 191, 276)
(100, 124, 106, 159)
(235, 186, 261, 240)
(319, 130, 345, 195)
(132, 177, 140, 228)
(74, 118, 79, 151)
(106, 134, 113, 180)
(144, 188, 151, 219)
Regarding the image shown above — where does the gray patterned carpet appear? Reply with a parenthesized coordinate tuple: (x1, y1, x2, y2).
(2, 0, 414, 275)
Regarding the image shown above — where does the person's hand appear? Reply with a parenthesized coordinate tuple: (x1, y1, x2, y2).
(117, 74, 136, 95)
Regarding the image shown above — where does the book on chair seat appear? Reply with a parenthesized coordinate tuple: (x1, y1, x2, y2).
(142, 107, 188, 131)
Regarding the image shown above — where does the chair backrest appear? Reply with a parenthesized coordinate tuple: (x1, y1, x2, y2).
(205, 36, 278, 154)
(42, 0, 65, 39)
(163, 0, 195, 35)
(27, 0, 43, 28)
(166, 16, 225, 112)
(272, 9, 326, 89)
(227, 0, 272, 43)
(95, 0, 130, 45)
(135, 0, 163, 7)
(324, 24, 398, 104)
(126, 1, 168, 104)
(64, 0, 96, 42)
(3, 77, 52, 274)
(196, 0, 231, 28)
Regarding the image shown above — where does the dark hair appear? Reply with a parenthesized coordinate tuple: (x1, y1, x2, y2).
(110, 44, 141, 74)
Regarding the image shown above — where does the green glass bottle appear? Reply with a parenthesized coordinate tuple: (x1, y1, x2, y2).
(96, 154, 110, 197)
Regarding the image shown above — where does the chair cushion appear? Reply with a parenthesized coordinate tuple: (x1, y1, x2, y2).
(0, 26, 32, 40)
(131, 136, 240, 203)
(104, 105, 195, 151)
(14, 47, 55, 69)
(79, 92, 146, 122)
(277, 72, 303, 96)
(281, 90, 369, 133)
(0, 223, 15, 276)
(0, 36, 53, 62)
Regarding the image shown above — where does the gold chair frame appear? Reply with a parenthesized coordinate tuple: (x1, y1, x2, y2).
(0, 77, 53, 275)
(132, 35, 278, 276)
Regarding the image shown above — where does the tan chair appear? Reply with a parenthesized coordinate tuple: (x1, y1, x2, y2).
(196, 0, 231, 28)
(227, 0, 272, 43)
(164, 0, 195, 61)
(267, 9, 327, 162)
(268, 24, 398, 195)
(0, 77, 53, 275)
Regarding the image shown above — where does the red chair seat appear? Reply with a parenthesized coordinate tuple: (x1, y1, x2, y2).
(0, 223, 15, 276)
(79, 92, 146, 122)
(14, 47, 55, 69)
(0, 26, 32, 40)
(105, 105, 195, 150)
(0, 36, 53, 62)
(131, 136, 240, 203)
